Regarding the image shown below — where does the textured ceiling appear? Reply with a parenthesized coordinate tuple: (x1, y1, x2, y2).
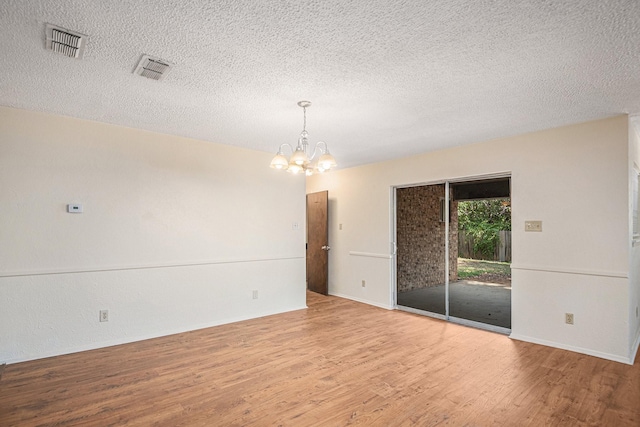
(1, 1, 640, 168)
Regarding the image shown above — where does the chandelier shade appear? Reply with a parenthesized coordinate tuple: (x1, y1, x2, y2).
(269, 152, 289, 170)
(269, 101, 337, 176)
(290, 148, 310, 166)
(318, 152, 337, 171)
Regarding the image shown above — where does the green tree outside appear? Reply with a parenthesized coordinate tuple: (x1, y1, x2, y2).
(458, 198, 511, 258)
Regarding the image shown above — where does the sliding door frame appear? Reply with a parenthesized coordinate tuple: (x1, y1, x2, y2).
(392, 172, 512, 333)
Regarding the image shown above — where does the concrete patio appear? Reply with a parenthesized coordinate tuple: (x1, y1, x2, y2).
(397, 280, 511, 329)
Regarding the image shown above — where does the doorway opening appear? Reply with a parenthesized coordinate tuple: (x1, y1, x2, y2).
(395, 176, 511, 332)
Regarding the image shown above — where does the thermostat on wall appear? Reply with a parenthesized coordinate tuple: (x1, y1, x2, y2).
(67, 204, 83, 213)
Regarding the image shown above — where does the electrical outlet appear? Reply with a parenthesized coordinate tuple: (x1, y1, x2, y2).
(525, 221, 542, 232)
(565, 313, 574, 325)
(252, 290, 258, 299)
(361, 280, 366, 287)
(99, 310, 109, 322)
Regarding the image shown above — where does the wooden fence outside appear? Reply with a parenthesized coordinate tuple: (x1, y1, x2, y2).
(458, 230, 511, 262)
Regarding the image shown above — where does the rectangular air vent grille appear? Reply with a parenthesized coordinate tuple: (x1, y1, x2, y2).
(134, 55, 173, 81)
(45, 24, 87, 59)
(51, 29, 81, 57)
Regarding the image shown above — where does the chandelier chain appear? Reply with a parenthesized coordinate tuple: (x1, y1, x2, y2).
(302, 106, 307, 133)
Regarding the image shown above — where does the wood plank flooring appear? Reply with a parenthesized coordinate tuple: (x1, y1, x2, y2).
(1, 291, 639, 426)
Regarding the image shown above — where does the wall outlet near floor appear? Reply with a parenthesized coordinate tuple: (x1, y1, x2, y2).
(99, 310, 109, 322)
(565, 313, 574, 325)
(252, 290, 258, 299)
(361, 280, 366, 287)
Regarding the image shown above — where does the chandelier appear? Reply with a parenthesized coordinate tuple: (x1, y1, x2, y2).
(270, 101, 337, 175)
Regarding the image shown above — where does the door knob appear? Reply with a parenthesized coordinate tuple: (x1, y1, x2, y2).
(321, 245, 331, 251)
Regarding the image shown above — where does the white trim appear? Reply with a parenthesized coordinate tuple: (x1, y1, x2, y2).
(4, 304, 308, 365)
(632, 165, 639, 243)
(329, 292, 394, 310)
(348, 251, 392, 259)
(509, 333, 633, 365)
(0, 256, 304, 278)
(631, 328, 640, 365)
(445, 171, 512, 184)
(393, 179, 446, 189)
(510, 264, 628, 279)
(389, 186, 398, 308)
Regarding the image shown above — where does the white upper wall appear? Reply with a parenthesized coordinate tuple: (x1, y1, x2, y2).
(629, 117, 640, 358)
(307, 115, 633, 363)
(0, 107, 304, 274)
(0, 106, 307, 363)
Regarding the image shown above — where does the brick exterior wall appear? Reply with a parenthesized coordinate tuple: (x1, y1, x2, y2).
(397, 185, 458, 293)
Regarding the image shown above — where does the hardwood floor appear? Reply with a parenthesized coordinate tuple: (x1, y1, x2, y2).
(1, 291, 639, 426)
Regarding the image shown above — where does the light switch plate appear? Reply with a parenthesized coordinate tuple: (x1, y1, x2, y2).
(525, 220, 542, 232)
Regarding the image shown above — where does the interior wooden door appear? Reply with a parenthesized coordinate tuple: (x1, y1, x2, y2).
(306, 191, 328, 295)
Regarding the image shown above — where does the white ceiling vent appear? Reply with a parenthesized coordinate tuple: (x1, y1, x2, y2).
(133, 55, 173, 81)
(45, 24, 87, 59)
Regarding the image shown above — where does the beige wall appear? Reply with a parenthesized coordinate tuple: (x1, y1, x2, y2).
(0, 106, 307, 363)
(307, 115, 635, 363)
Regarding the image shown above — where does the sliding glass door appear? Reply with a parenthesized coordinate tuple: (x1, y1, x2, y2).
(395, 177, 511, 332)
(395, 184, 452, 317)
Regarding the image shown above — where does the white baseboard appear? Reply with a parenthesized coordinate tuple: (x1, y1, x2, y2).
(631, 328, 640, 365)
(329, 292, 393, 310)
(509, 333, 633, 365)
